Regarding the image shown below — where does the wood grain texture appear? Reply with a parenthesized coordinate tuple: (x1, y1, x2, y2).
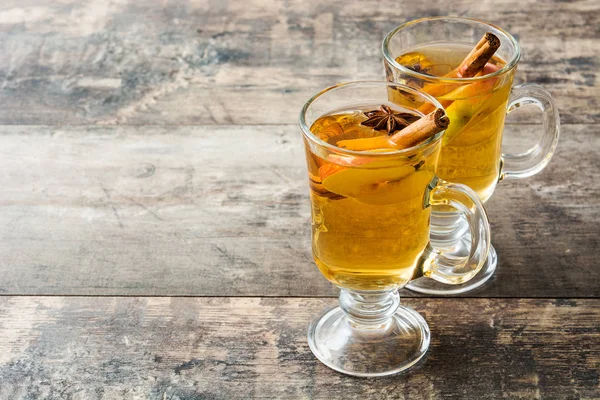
(0, 297, 598, 399)
(0, 124, 597, 297)
(0, 0, 597, 125)
(0, 1, 597, 397)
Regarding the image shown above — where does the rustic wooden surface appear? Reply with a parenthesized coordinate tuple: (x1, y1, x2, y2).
(0, 0, 599, 398)
(0, 0, 597, 126)
(0, 124, 598, 297)
(0, 297, 598, 399)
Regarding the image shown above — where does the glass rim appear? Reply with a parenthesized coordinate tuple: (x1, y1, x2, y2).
(299, 80, 445, 157)
(382, 16, 521, 84)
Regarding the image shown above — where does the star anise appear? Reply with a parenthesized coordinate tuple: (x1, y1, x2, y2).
(407, 63, 432, 75)
(360, 105, 421, 135)
(405, 63, 434, 88)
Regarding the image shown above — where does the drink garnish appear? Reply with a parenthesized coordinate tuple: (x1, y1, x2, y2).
(405, 63, 434, 87)
(388, 108, 449, 148)
(456, 32, 501, 78)
(406, 63, 433, 76)
(360, 104, 420, 135)
(339, 108, 449, 151)
(412, 32, 502, 115)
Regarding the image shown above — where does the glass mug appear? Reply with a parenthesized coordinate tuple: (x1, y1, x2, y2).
(383, 17, 560, 294)
(300, 81, 491, 377)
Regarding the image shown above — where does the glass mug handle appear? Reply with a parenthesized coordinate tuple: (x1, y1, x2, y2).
(418, 177, 491, 284)
(500, 84, 560, 180)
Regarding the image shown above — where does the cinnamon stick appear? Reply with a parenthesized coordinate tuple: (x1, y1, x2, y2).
(388, 108, 449, 148)
(337, 108, 449, 151)
(455, 32, 501, 78)
(417, 32, 501, 114)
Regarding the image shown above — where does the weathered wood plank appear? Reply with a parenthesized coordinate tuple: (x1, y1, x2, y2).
(0, 0, 597, 125)
(0, 297, 598, 399)
(0, 124, 597, 297)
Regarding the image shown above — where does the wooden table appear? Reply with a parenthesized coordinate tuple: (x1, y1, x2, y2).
(0, 0, 598, 398)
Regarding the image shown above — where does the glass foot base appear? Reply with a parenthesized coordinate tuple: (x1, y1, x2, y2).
(407, 245, 498, 295)
(307, 303, 430, 377)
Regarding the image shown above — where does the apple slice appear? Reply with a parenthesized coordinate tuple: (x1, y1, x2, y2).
(436, 64, 502, 143)
(438, 64, 500, 102)
(419, 63, 501, 114)
(443, 94, 508, 145)
(353, 170, 434, 205)
(337, 135, 395, 151)
(320, 162, 417, 203)
(325, 151, 398, 168)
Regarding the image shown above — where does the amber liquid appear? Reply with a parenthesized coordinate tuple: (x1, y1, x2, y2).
(396, 44, 514, 202)
(305, 107, 438, 291)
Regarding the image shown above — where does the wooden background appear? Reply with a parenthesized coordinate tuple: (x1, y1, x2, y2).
(0, 0, 598, 398)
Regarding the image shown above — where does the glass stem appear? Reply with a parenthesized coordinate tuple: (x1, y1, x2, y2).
(339, 289, 400, 328)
